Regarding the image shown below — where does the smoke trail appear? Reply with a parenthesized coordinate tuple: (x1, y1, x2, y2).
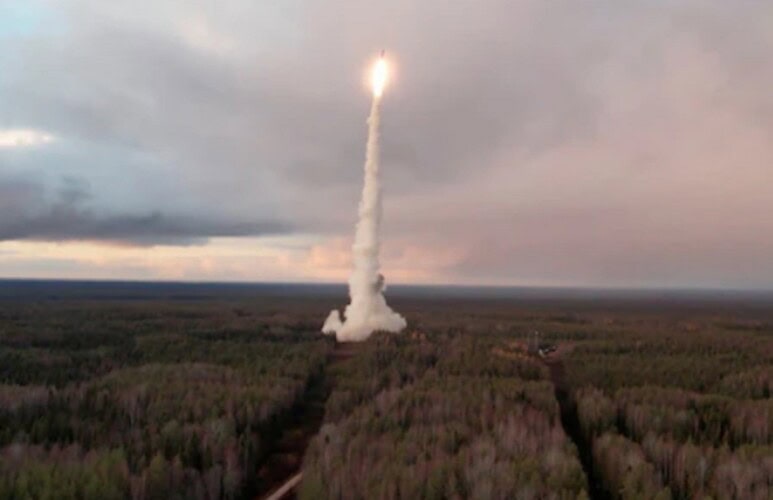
(322, 93, 406, 342)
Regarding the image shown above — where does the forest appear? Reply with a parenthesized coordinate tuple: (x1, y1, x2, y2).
(0, 294, 330, 499)
(300, 334, 587, 499)
(0, 283, 770, 499)
(297, 298, 771, 500)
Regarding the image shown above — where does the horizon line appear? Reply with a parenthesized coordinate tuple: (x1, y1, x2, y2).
(1, 276, 772, 294)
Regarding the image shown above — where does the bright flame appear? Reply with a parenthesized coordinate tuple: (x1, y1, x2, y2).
(371, 58, 389, 98)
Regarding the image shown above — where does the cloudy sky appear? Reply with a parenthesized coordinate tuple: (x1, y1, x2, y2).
(1, 0, 772, 288)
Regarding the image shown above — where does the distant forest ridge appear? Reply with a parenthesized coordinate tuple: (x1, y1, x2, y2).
(1, 279, 772, 305)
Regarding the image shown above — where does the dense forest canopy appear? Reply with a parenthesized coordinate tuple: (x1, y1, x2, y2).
(0, 284, 770, 499)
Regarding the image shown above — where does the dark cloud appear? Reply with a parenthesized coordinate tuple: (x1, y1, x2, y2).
(0, 176, 287, 245)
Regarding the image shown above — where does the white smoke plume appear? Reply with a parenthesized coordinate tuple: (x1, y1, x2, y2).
(322, 90, 407, 342)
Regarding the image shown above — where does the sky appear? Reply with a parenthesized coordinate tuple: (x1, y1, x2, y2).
(1, 0, 772, 289)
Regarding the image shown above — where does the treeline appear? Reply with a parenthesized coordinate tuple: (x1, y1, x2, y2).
(558, 310, 772, 499)
(323, 334, 546, 424)
(574, 382, 771, 498)
(0, 299, 332, 499)
(583, 429, 770, 499)
(301, 333, 587, 499)
(563, 327, 771, 395)
(578, 385, 771, 447)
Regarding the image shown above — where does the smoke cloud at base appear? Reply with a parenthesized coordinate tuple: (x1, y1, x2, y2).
(322, 89, 406, 342)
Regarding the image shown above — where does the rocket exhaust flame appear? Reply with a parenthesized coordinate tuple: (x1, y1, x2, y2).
(371, 57, 389, 98)
(322, 54, 406, 342)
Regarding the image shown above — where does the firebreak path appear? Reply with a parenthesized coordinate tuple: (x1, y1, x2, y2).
(260, 343, 605, 500)
(546, 357, 608, 500)
(257, 342, 359, 500)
